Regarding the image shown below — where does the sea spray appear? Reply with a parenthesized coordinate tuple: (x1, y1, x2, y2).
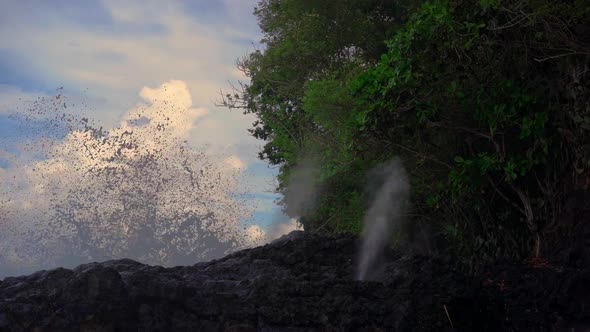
(0, 82, 253, 277)
(357, 158, 410, 281)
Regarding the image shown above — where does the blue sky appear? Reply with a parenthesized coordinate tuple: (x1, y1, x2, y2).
(0, 1, 294, 241)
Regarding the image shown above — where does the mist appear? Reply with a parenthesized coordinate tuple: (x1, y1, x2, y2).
(281, 158, 321, 221)
(357, 158, 410, 281)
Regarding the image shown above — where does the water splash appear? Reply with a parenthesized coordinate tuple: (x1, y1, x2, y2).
(0, 82, 255, 277)
(357, 158, 410, 281)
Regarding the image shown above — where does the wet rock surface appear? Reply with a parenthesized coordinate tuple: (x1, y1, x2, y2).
(0, 231, 588, 331)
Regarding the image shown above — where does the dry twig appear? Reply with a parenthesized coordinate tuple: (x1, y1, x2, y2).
(443, 304, 454, 329)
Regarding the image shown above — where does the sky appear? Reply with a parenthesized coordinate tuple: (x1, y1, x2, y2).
(0, 0, 300, 277)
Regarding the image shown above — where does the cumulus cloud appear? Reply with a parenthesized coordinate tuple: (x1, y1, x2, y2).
(244, 224, 267, 246)
(0, 0, 272, 198)
(243, 218, 304, 246)
(224, 155, 245, 169)
(267, 218, 304, 240)
(0, 0, 261, 148)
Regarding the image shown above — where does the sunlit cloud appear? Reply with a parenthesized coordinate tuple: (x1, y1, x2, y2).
(243, 218, 304, 247)
(225, 155, 245, 169)
(268, 218, 304, 240)
(0, 0, 261, 142)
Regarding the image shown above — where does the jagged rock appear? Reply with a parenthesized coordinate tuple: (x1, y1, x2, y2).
(0, 232, 588, 331)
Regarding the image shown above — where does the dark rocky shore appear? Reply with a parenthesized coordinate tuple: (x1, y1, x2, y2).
(0, 231, 588, 331)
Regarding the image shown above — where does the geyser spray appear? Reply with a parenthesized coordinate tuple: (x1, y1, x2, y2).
(357, 158, 410, 281)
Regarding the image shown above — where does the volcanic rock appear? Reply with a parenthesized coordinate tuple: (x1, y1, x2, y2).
(0, 231, 588, 331)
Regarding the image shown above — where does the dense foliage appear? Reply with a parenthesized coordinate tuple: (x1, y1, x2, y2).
(224, 0, 590, 265)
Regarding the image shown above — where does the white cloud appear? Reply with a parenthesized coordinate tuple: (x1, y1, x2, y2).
(243, 218, 304, 247)
(0, 0, 260, 150)
(268, 218, 304, 240)
(224, 155, 245, 169)
(132, 80, 208, 138)
(244, 224, 267, 246)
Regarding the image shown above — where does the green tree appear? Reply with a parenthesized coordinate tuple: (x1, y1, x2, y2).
(224, 0, 590, 265)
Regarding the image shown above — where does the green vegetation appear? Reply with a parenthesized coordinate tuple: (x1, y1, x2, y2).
(223, 0, 590, 266)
